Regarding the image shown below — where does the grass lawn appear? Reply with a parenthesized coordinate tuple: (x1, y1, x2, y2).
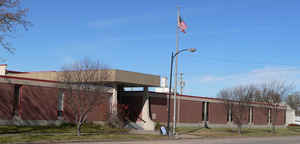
(1, 124, 300, 143)
(176, 126, 300, 138)
(0, 124, 165, 143)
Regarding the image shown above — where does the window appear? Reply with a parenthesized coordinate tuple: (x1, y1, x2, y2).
(202, 102, 205, 121)
(206, 102, 209, 121)
(284, 110, 286, 124)
(12, 85, 22, 116)
(57, 91, 64, 117)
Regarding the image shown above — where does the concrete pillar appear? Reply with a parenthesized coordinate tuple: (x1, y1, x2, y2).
(110, 84, 118, 113)
(137, 87, 155, 130)
(228, 107, 232, 122)
(204, 102, 208, 121)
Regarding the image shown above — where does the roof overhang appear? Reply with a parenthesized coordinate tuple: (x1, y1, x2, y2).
(7, 69, 161, 87)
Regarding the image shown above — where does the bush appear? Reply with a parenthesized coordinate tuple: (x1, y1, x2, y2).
(106, 113, 125, 128)
(59, 122, 76, 128)
(105, 104, 130, 128)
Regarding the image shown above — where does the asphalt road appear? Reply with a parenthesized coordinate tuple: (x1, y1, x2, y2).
(63, 136, 300, 144)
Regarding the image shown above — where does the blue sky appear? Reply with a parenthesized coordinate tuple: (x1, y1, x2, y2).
(2, 0, 300, 97)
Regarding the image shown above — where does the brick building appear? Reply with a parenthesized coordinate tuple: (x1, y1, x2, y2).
(0, 64, 289, 130)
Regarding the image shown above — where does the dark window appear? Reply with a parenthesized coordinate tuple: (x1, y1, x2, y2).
(248, 107, 252, 123)
(251, 107, 254, 123)
(270, 109, 272, 124)
(284, 110, 286, 124)
(227, 106, 232, 122)
(202, 102, 205, 121)
(12, 85, 21, 116)
(206, 102, 209, 121)
(57, 91, 64, 117)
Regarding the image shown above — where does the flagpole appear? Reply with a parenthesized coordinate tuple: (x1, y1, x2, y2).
(172, 6, 180, 136)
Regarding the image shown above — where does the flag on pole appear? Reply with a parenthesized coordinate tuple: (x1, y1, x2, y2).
(178, 16, 187, 33)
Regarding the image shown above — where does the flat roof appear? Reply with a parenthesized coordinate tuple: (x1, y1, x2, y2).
(7, 69, 161, 87)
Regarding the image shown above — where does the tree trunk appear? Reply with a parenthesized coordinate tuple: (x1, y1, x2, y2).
(238, 124, 242, 135)
(77, 123, 82, 136)
(272, 124, 276, 133)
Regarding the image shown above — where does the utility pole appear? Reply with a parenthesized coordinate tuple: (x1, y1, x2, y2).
(173, 6, 180, 136)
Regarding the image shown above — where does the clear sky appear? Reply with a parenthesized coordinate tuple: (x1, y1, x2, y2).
(2, 0, 300, 97)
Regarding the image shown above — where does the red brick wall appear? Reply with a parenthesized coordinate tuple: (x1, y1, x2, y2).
(272, 109, 285, 125)
(150, 97, 169, 123)
(231, 105, 249, 124)
(208, 103, 227, 124)
(63, 92, 110, 122)
(21, 85, 58, 120)
(86, 94, 110, 122)
(0, 83, 14, 120)
(253, 107, 268, 125)
(179, 100, 202, 123)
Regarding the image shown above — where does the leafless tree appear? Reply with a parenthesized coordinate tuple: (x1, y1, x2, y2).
(218, 85, 256, 134)
(255, 81, 294, 133)
(286, 92, 300, 114)
(0, 0, 31, 53)
(58, 58, 110, 136)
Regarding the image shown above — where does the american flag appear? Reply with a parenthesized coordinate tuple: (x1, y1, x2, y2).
(178, 16, 187, 33)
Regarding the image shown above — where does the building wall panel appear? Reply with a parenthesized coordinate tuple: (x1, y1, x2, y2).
(21, 85, 58, 120)
(0, 83, 14, 120)
(272, 109, 285, 125)
(208, 103, 227, 124)
(253, 107, 268, 125)
(150, 96, 169, 123)
(179, 100, 202, 123)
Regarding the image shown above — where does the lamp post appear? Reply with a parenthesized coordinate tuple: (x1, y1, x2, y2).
(167, 48, 196, 136)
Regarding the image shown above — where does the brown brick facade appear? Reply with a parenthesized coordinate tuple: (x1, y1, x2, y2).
(253, 107, 268, 125)
(179, 100, 202, 123)
(0, 83, 14, 120)
(208, 103, 227, 124)
(21, 85, 58, 120)
(0, 81, 287, 127)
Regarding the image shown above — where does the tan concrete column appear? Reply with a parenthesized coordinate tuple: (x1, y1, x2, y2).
(204, 102, 208, 121)
(249, 107, 253, 124)
(110, 84, 118, 113)
(137, 87, 155, 130)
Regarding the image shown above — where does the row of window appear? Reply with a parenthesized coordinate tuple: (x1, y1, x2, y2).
(200, 102, 286, 124)
(12, 85, 65, 117)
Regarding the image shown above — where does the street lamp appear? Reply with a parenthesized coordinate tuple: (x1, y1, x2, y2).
(167, 48, 196, 136)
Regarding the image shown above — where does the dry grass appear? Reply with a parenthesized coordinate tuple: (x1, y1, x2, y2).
(0, 124, 165, 143)
(176, 126, 300, 138)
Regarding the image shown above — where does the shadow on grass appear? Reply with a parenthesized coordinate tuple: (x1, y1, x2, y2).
(0, 123, 128, 135)
(177, 127, 206, 134)
(0, 124, 74, 134)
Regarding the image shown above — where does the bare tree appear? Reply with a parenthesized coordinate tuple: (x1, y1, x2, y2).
(218, 85, 256, 134)
(0, 0, 31, 53)
(286, 92, 300, 114)
(256, 81, 294, 133)
(58, 58, 110, 136)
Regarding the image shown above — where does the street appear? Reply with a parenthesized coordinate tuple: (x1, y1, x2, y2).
(62, 136, 300, 144)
